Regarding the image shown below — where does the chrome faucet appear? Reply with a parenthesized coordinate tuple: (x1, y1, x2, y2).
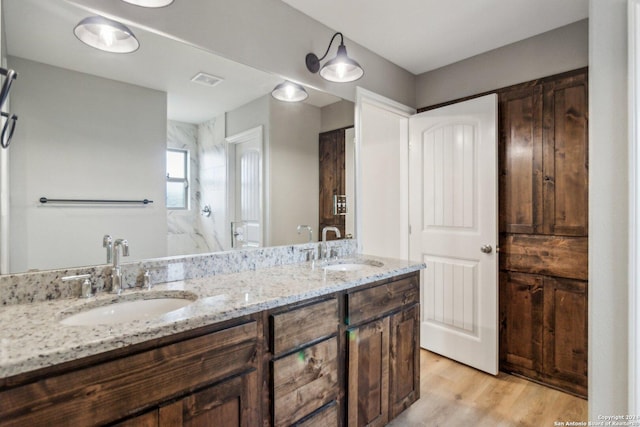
(102, 234, 113, 264)
(321, 226, 341, 260)
(297, 225, 313, 242)
(111, 238, 129, 294)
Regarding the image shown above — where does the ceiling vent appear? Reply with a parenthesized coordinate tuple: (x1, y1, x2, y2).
(191, 72, 224, 87)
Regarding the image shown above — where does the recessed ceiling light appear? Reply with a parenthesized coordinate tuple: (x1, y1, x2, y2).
(121, 0, 175, 7)
(74, 16, 139, 54)
(191, 72, 224, 87)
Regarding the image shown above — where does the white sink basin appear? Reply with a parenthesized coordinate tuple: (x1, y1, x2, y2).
(60, 296, 194, 326)
(324, 263, 368, 271)
(323, 259, 384, 272)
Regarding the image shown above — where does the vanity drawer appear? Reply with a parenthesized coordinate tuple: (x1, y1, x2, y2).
(270, 298, 338, 356)
(272, 336, 339, 427)
(346, 275, 419, 325)
(294, 401, 339, 426)
(0, 321, 258, 427)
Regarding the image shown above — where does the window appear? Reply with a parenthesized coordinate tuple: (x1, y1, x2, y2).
(166, 149, 189, 209)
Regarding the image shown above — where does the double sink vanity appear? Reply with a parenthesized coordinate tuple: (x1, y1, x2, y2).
(0, 244, 424, 426)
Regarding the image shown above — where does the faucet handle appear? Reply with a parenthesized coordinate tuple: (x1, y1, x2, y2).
(103, 234, 113, 263)
(62, 274, 93, 298)
(142, 270, 151, 290)
(300, 247, 316, 262)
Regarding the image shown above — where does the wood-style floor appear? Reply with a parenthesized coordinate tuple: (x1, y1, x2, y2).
(387, 350, 587, 427)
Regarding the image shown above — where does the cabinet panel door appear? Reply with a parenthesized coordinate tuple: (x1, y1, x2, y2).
(273, 337, 339, 427)
(499, 86, 544, 234)
(158, 369, 259, 427)
(499, 272, 543, 377)
(347, 317, 390, 427)
(543, 276, 588, 396)
(389, 305, 420, 419)
(542, 73, 589, 236)
(113, 411, 159, 427)
(500, 234, 588, 281)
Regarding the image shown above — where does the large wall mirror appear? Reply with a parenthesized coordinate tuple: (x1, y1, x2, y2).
(1, 0, 355, 274)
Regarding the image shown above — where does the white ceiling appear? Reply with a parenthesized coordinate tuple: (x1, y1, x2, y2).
(3, 0, 340, 124)
(281, 0, 589, 75)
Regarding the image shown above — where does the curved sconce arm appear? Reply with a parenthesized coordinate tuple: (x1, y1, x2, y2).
(0, 112, 17, 149)
(305, 32, 364, 83)
(0, 68, 17, 109)
(305, 32, 345, 73)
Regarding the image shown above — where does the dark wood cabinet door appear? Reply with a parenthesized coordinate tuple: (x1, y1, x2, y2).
(113, 411, 159, 427)
(542, 73, 589, 237)
(389, 305, 420, 419)
(543, 276, 588, 396)
(347, 317, 390, 427)
(499, 85, 544, 234)
(498, 69, 588, 396)
(158, 370, 259, 427)
(319, 129, 346, 237)
(499, 271, 543, 378)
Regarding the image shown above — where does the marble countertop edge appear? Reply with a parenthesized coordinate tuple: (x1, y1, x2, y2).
(0, 257, 425, 379)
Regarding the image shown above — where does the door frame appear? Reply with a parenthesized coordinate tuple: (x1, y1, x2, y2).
(226, 125, 265, 248)
(629, 0, 640, 414)
(355, 87, 416, 259)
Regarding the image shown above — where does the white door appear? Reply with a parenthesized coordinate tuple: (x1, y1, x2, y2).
(409, 94, 498, 375)
(227, 126, 263, 248)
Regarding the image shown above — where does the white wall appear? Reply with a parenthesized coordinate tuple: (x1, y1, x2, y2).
(269, 98, 321, 245)
(227, 95, 322, 246)
(589, 0, 629, 417)
(415, 19, 589, 107)
(0, 4, 9, 273)
(8, 57, 167, 272)
(321, 100, 355, 132)
(67, 0, 416, 107)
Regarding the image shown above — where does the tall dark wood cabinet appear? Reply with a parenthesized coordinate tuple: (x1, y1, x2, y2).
(499, 69, 588, 397)
(319, 128, 346, 239)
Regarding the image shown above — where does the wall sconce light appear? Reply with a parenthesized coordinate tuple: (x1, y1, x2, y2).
(74, 16, 140, 53)
(121, 0, 174, 7)
(305, 32, 364, 83)
(271, 81, 309, 102)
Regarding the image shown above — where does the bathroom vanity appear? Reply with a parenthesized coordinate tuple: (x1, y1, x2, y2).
(0, 255, 423, 426)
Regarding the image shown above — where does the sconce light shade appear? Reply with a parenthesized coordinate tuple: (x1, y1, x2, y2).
(271, 81, 308, 102)
(74, 16, 139, 53)
(121, 0, 174, 7)
(306, 32, 363, 83)
(319, 44, 364, 83)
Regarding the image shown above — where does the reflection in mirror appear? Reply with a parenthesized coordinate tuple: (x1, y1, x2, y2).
(1, 0, 355, 274)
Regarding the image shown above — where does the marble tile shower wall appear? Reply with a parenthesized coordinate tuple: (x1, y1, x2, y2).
(0, 239, 357, 306)
(197, 115, 229, 251)
(166, 117, 229, 255)
(167, 120, 211, 255)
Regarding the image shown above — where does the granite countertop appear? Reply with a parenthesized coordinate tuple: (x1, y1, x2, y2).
(0, 255, 424, 379)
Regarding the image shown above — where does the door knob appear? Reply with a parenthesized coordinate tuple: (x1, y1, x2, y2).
(480, 244, 493, 254)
